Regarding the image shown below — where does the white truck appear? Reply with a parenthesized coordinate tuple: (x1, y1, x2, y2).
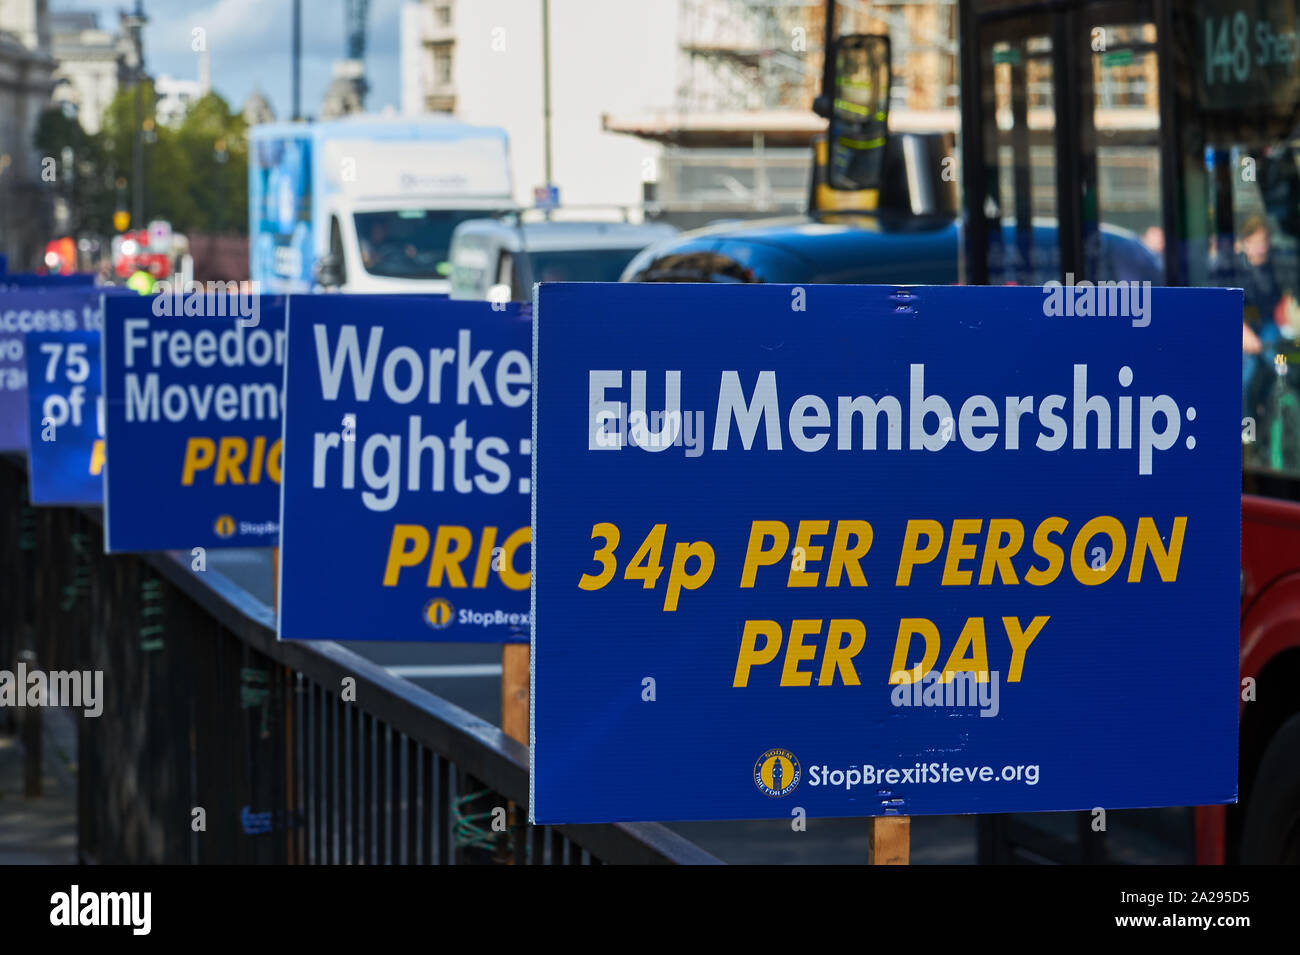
(248, 115, 514, 294)
(449, 214, 678, 302)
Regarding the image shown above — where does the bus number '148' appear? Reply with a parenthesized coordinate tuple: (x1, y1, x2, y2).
(1205, 11, 1300, 86)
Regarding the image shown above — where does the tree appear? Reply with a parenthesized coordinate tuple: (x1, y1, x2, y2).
(97, 81, 249, 236)
(33, 104, 114, 236)
(177, 93, 249, 235)
(101, 79, 190, 230)
(31, 80, 253, 264)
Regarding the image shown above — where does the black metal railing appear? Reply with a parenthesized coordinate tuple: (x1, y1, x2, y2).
(0, 456, 719, 865)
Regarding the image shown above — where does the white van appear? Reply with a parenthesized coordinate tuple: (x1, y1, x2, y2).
(250, 116, 516, 294)
(448, 216, 678, 302)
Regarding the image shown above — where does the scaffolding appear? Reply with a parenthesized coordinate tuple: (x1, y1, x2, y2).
(619, 1, 962, 220)
(675, 0, 824, 114)
(675, 0, 960, 117)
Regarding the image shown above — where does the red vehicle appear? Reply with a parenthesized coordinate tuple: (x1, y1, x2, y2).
(957, 0, 1300, 864)
(43, 236, 78, 274)
(111, 224, 179, 281)
(634, 0, 1300, 863)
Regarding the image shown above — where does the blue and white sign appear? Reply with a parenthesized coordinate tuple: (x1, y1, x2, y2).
(278, 295, 532, 642)
(530, 283, 1241, 824)
(0, 290, 103, 451)
(102, 293, 287, 552)
(25, 330, 102, 505)
(0, 273, 96, 291)
(533, 184, 560, 210)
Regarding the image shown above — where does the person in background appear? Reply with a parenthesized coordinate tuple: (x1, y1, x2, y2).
(1140, 224, 1165, 260)
(361, 221, 387, 270)
(126, 267, 156, 295)
(1238, 215, 1293, 415)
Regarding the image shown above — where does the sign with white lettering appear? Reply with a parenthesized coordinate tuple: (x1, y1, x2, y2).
(530, 282, 1240, 824)
(278, 295, 532, 642)
(102, 293, 286, 551)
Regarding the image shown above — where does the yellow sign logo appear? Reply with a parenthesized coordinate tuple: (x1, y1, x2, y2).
(214, 514, 236, 538)
(754, 748, 801, 797)
(423, 598, 455, 630)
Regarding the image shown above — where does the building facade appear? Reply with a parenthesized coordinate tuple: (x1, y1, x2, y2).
(396, 0, 963, 220)
(399, 0, 679, 211)
(242, 89, 275, 127)
(155, 72, 207, 128)
(401, 0, 455, 114)
(48, 9, 131, 135)
(0, 0, 56, 268)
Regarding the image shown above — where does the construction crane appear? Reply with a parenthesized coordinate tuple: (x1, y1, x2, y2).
(346, 0, 370, 63)
(322, 0, 371, 117)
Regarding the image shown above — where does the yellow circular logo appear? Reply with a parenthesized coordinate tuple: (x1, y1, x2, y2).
(214, 514, 236, 538)
(423, 598, 455, 630)
(754, 748, 800, 797)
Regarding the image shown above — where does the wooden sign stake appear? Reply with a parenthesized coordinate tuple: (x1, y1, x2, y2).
(868, 815, 910, 864)
(501, 644, 529, 745)
(500, 643, 530, 862)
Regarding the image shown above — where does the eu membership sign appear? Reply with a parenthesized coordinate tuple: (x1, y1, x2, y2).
(530, 283, 1241, 824)
(278, 295, 532, 642)
(101, 292, 286, 552)
(26, 330, 103, 505)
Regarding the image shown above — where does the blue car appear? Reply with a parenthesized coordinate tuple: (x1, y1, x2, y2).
(620, 213, 1162, 287)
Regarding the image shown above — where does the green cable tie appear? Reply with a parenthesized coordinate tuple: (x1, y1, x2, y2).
(452, 790, 504, 851)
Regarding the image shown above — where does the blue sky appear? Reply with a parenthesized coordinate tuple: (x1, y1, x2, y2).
(54, 0, 405, 118)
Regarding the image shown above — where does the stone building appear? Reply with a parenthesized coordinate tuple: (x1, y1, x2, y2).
(0, 0, 56, 269)
(242, 89, 275, 127)
(48, 9, 131, 135)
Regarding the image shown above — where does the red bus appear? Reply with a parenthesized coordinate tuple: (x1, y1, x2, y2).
(630, 0, 1298, 863)
(955, 0, 1300, 864)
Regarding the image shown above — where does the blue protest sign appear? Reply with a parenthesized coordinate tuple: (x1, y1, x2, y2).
(278, 295, 532, 642)
(102, 293, 286, 552)
(26, 331, 103, 505)
(0, 290, 103, 451)
(530, 282, 1241, 824)
(0, 273, 96, 291)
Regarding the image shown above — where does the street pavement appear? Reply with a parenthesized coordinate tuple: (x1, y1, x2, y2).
(0, 711, 77, 864)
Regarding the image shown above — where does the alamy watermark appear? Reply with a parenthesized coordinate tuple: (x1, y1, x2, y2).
(889, 666, 1000, 718)
(0, 662, 103, 717)
(592, 401, 705, 456)
(50, 885, 150, 935)
(151, 274, 259, 327)
(1043, 273, 1151, 327)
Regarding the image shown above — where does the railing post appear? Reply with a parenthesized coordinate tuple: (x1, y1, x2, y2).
(19, 650, 41, 797)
